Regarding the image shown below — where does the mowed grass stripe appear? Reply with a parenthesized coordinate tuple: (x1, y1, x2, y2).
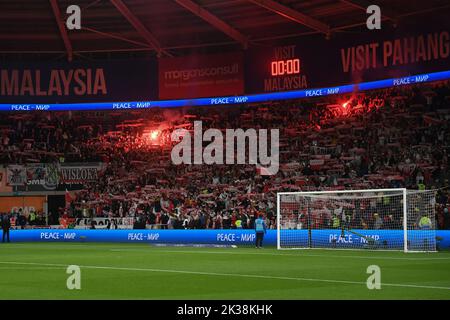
(2, 243, 449, 261)
(1, 260, 449, 291)
(109, 248, 450, 261)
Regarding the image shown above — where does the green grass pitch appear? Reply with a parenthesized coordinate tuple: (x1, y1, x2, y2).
(0, 243, 449, 299)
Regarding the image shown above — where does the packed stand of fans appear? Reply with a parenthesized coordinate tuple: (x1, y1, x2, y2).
(1, 81, 450, 230)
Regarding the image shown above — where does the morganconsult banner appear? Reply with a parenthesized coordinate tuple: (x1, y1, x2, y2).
(158, 52, 244, 99)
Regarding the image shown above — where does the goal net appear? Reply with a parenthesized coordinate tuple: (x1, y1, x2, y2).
(277, 189, 436, 252)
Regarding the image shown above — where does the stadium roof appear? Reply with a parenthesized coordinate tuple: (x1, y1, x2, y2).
(1, 0, 450, 60)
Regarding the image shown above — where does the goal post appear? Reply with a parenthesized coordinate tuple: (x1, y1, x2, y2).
(277, 188, 436, 252)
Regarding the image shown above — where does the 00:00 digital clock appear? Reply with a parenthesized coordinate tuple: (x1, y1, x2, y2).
(271, 58, 300, 76)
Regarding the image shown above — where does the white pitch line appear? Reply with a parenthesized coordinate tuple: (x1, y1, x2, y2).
(0, 266, 62, 270)
(109, 248, 450, 261)
(0, 261, 449, 291)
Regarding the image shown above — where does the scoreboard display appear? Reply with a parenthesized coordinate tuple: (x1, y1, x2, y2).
(246, 44, 308, 93)
(271, 58, 300, 76)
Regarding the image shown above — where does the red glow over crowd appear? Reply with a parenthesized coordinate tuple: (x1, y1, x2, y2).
(0, 81, 449, 230)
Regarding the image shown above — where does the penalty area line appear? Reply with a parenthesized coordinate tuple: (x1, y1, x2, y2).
(0, 261, 449, 291)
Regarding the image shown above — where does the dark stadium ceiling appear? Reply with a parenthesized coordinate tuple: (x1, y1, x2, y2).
(1, 0, 450, 60)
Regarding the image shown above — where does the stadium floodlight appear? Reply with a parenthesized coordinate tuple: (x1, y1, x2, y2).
(277, 188, 436, 252)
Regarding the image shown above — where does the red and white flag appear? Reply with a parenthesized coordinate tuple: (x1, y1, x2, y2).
(65, 189, 73, 207)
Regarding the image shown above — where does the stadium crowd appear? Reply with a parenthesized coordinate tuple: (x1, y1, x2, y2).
(1, 81, 450, 230)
